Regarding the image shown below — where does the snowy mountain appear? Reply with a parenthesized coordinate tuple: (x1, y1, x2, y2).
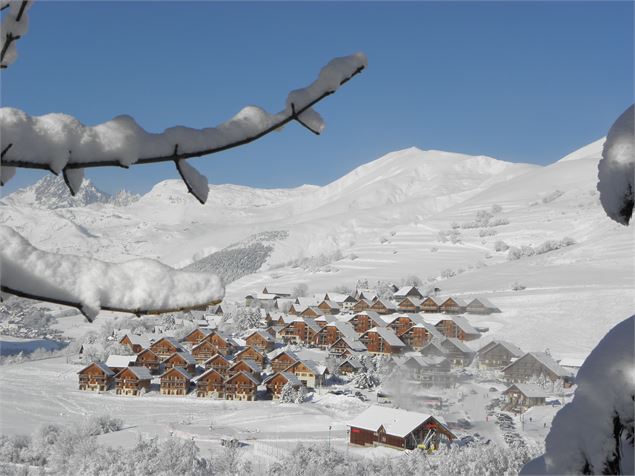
(1, 176, 139, 209)
(1, 141, 632, 356)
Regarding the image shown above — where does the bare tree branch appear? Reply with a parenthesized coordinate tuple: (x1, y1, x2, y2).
(0, 0, 29, 68)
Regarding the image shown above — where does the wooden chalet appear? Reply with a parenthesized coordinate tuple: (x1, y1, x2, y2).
(317, 300, 341, 315)
(397, 297, 422, 314)
(312, 321, 356, 349)
(105, 354, 137, 374)
(285, 359, 328, 389)
(135, 348, 161, 374)
(78, 362, 115, 392)
(352, 298, 372, 313)
(466, 297, 500, 314)
(191, 340, 219, 364)
(159, 367, 191, 396)
(348, 405, 455, 450)
(300, 306, 324, 318)
(262, 286, 292, 298)
(386, 313, 419, 336)
(204, 353, 232, 376)
(227, 359, 262, 379)
(328, 335, 367, 357)
(398, 323, 440, 351)
(118, 334, 150, 354)
(420, 297, 442, 313)
(202, 332, 236, 356)
(245, 330, 275, 353)
(263, 371, 302, 399)
(420, 340, 450, 359)
(324, 292, 357, 310)
(195, 369, 225, 398)
(440, 338, 475, 366)
(270, 351, 300, 372)
(439, 297, 468, 314)
(503, 352, 572, 384)
(349, 311, 386, 334)
(337, 356, 364, 376)
(149, 336, 184, 360)
(183, 328, 213, 346)
(114, 366, 152, 396)
(163, 352, 197, 374)
(503, 384, 548, 410)
(360, 327, 406, 355)
(393, 285, 424, 301)
(234, 346, 266, 366)
(370, 299, 397, 315)
(401, 356, 452, 388)
(477, 341, 524, 369)
(224, 371, 259, 401)
(278, 319, 320, 345)
(434, 315, 480, 341)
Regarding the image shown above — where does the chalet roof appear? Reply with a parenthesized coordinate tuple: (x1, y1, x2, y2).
(231, 358, 262, 373)
(304, 319, 322, 334)
(421, 296, 444, 306)
(151, 336, 183, 349)
(169, 351, 197, 365)
(503, 383, 549, 399)
(397, 296, 423, 306)
(255, 293, 280, 301)
(327, 321, 358, 339)
(443, 338, 475, 354)
(325, 292, 355, 304)
(316, 315, 338, 324)
(226, 371, 260, 385)
(270, 350, 300, 362)
(439, 296, 468, 307)
(160, 367, 191, 380)
(116, 366, 153, 380)
(261, 287, 293, 297)
(479, 340, 524, 358)
(78, 361, 115, 377)
(246, 329, 275, 343)
(330, 336, 367, 353)
(366, 327, 406, 347)
(503, 352, 572, 378)
(372, 299, 397, 310)
(404, 321, 443, 339)
(320, 300, 341, 310)
(105, 355, 137, 369)
(354, 310, 386, 326)
(119, 333, 150, 349)
(204, 353, 231, 365)
(420, 340, 448, 355)
(296, 297, 319, 308)
(450, 315, 480, 335)
(393, 286, 423, 298)
(236, 346, 264, 358)
(348, 405, 445, 438)
(467, 296, 500, 311)
(290, 359, 327, 376)
(338, 356, 364, 370)
(302, 306, 325, 317)
(380, 314, 400, 324)
(194, 368, 223, 382)
(185, 327, 213, 339)
(263, 371, 302, 386)
(558, 357, 585, 369)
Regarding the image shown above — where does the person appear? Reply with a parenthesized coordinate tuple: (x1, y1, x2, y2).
(543, 422, 546, 428)
(530, 417, 533, 422)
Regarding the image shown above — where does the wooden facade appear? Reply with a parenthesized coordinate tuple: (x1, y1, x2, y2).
(183, 328, 212, 347)
(370, 299, 396, 315)
(160, 367, 191, 396)
(191, 340, 219, 364)
(135, 349, 161, 374)
(360, 329, 405, 355)
(195, 369, 225, 398)
(439, 298, 466, 314)
(420, 297, 441, 313)
(224, 372, 258, 401)
(78, 362, 114, 392)
(398, 325, 433, 351)
(245, 331, 275, 353)
(114, 367, 152, 396)
(150, 337, 183, 360)
(270, 351, 299, 372)
(234, 346, 265, 366)
(118, 335, 146, 354)
(204, 354, 232, 376)
(285, 360, 327, 388)
(352, 299, 372, 313)
(263, 372, 301, 399)
(202, 333, 235, 356)
(163, 352, 197, 375)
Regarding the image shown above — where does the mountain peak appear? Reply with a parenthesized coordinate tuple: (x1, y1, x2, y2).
(2, 175, 139, 209)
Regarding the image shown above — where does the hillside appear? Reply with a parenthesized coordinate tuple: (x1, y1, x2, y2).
(1, 141, 632, 357)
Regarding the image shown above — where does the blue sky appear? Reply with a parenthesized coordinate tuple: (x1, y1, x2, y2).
(2, 1, 633, 195)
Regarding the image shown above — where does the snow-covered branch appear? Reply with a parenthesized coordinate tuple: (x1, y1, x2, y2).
(0, 52, 368, 203)
(0, 0, 31, 69)
(0, 225, 224, 321)
(597, 104, 634, 225)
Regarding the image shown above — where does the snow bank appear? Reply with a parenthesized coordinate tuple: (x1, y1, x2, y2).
(0, 52, 367, 173)
(521, 315, 634, 474)
(597, 104, 634, 225)
(0, 225, 224, 320)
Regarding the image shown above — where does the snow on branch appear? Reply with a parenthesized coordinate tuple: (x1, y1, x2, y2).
(597, 104, 634, 226)
(0, 0, 31, 69)
(0, 52, 368, 202)
(0, 225, 224, 321)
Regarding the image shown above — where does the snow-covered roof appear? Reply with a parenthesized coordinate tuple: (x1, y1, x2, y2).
(348, 405, 439, 438)
(331, 336, 367, 353)
(558, 357, 585, 369)
(78, 362, 115, 377)
(338, 357, 364, 369)
(226, 371, 260, 385)
(421, 296, 444, 306)
(231, 358, 261, 373)
(120, 333, 150, 348)
(367, 327, 406, 347)
(106, 354, 137, 368)
(528, 352, 572, 377)
(169, 351, 197, 365)
(393, 286, 423, 298)
(372, 299, 397, 310)
(296, 297, 319, 308)
(320, 300, 341, 310)
(325, 292, 355, 303)
(450, 315, 480, 335)
(263, 371, 302, 386)
(270, 350, 300, 362)
(160, 367, 191, 380)
(443, 338, 475, 354)
(247, 329, 275, 343)
(504, 383, 549, 399)
(421, 340, 448, 355)
(116, 366, 153, 380)
(466, 296, 500, 310)
(193, 367, 222, 382)
(479, 340, 524, 358)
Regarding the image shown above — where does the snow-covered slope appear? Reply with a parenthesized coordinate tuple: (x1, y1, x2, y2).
(1, 142, 632, 356)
